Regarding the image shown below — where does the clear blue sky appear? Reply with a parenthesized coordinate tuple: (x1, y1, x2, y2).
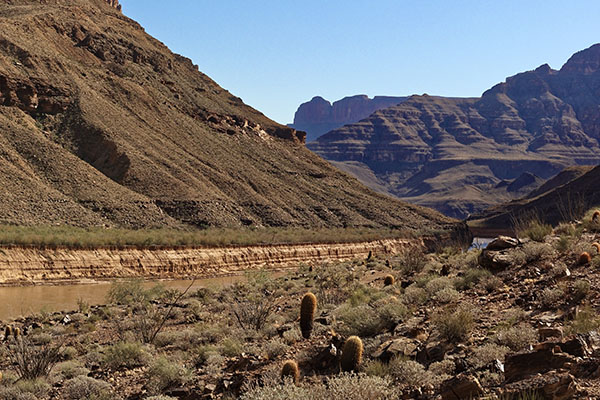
(121, 0, 600, 124)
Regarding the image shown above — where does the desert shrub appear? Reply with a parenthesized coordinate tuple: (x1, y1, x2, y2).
(102, 341, 147, 370)
(428, 359, 455, 376)
(517, 218, 552, 242)
(335, 301, 405, 337)
(364, 360, 392, 377)
(396, 248, 426, 274)
(146, 356, 191, 394)
(389, 358, 431, 388)
(242, 373, 398, 400)
(469, 343, 510, 369)
(455, 268, 491, 291)
(555, 235, 573, 253)
(520, 242, 554, 263)
(572, 280, 591, 303)
(63, 376, 112, 400)
(6, 336, 63, 379)
(434, 287, 461, 303)
(566, 306, 600, 335)
(403, 284, 428, 305)
(494, 323, 537, 351)
(539, 287, 565, 309)
(221, 337, 244, 358)
(425, 277, 454, 296)
(335, 304, 385, 337)
(264, 337, 289, 359)
(432, 308, 475, 343)
(0, 379, 50, 400)
(481, 276, 503, 293)
(52, 360, 89, 380)
(282, 328, 302, 345)
(146, 397, 178, 400)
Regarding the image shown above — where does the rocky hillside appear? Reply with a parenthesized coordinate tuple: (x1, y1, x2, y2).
(470, 165, 600, 234)
(0, 0, 461, 235)
(1, 213, 600, 399)
(289, 95, 407, 142)
(309, 45, 600, 219)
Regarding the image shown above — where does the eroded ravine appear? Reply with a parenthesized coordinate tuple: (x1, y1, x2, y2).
(0, 238, 422, 286)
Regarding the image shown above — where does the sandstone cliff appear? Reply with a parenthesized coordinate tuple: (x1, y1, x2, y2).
(309, 45, 600, 219)
(289, 95, 407, 141)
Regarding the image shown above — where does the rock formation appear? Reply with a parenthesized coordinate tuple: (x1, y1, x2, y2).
(309, 44, 600, 219)
(0, 0, 459, 236)
(289, 95, 407, 142)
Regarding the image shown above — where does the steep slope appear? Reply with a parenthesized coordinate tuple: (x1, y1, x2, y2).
(309, 45, 600, 219)
(470, 165, 600, 232)
(0, 0, 460, 236)
(289, 95, 407, 141)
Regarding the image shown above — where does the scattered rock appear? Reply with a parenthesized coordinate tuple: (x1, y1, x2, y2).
(440, 374, 483, 400)
(486, 236, 519, 251)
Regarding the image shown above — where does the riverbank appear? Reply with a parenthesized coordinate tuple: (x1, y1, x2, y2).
(0, 238, 422, 286)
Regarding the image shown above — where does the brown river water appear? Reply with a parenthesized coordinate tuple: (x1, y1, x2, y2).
(0, 275, 247, 321)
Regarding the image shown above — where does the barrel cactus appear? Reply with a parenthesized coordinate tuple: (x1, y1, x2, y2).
(280, 359, 300, 384)
(300, 292, 317, 339)
(340, 335, 363, 372)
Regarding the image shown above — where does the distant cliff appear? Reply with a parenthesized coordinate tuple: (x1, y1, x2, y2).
(289, 95, 407, 142)
(309, 44, 600, 219)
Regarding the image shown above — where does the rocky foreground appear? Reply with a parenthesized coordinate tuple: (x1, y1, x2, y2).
(0, 211, 599, 399)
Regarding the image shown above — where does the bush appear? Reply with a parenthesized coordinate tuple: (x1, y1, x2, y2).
(469, 343, 510, 369)
(146, 356, 191, 394)
(432, 308, 475, 343)
(455, 268, 491, 291)
(0, 379, 50, 400)
(6, 336, 63, 380)
(567, 306, 600, 335)
(63, 376, 112, 400)
(518, 219, 552, 242)
(52, 360, 89, 380)
(494, 323, 537, 351)
(539, 287, 565, 309)
(102, 342, 147, 370)
(241, 373, 398, 400)
(389, 358, 430, 388)
(572, 280, 591, 303)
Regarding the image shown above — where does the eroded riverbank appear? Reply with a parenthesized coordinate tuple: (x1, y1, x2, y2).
(0, 238, 422, 286)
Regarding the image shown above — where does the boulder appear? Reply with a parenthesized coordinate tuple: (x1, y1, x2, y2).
(478, 250, 513, 271)
(502, 372, 578, 400)
(486, 236, 519, 251)
(440, 374, 483, 400)
(373, 337, 419, 362)
(504, 348, 575, 382)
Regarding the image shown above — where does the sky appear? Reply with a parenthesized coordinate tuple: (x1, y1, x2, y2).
(121, 1, 600, 124)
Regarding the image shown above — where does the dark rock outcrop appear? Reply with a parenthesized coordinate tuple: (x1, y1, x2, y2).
(309, 44, 600, 219)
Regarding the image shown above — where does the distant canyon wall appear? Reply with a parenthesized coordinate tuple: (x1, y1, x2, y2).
(289, 95, 407, 142)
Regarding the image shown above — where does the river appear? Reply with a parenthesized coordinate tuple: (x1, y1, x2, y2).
(0, 275, 245, 321)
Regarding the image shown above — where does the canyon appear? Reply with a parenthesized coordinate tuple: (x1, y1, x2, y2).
(308, 45, 600, 219)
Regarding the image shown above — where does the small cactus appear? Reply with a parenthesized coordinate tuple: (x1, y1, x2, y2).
(593, 243, 600, 254)
(340, 335, 363, 372)
(383, 274, 395, 286)
(4, 326, 12, 339)
(300, 292, 317, 339)
(280, 360, 300, 384)
(579, 252, 592, 265)
(593, 210, 600, 222)
(13, 327, 20, 339)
